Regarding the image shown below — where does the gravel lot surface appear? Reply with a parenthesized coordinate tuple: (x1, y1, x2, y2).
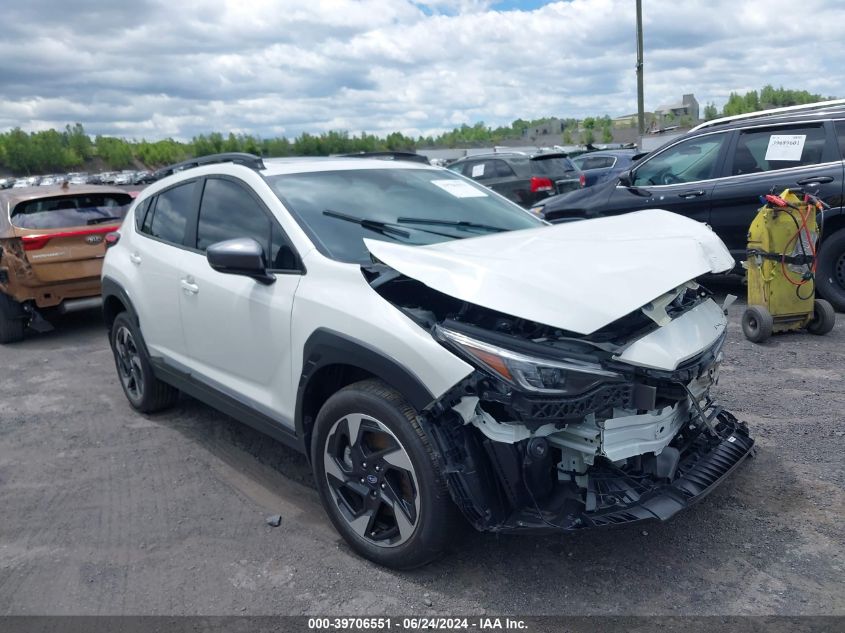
(0, 283, 843, 616)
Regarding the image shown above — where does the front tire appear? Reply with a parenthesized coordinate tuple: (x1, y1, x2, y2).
(109, 312, 178, 413)
(817, 229, 845, 312)
(311, 379, 459, 569)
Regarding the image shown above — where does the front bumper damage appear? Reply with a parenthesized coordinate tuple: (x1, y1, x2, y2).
(416, 293, 753, 535)
(367, 259, 753, 535)
(426, 398, 753, 534)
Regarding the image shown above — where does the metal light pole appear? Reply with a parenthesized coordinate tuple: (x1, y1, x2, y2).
(636, 0, 645, 137)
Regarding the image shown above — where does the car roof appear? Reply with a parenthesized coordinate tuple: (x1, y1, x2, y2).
(575, 149, 638, 158)
(259, 157, 438, 177)
(690, 103, 845, 135)
(451, 153, 528, 162)
(0, 184, 131, 237)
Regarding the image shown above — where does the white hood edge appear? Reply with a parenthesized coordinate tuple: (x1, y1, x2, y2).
(365, 209, 734, 335)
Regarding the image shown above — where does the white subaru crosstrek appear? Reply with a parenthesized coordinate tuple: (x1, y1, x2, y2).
(102, 152, 754, 569)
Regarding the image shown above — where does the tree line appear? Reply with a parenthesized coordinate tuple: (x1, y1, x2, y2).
(0, 85, 833, 175)
(702, 85, 833, 121)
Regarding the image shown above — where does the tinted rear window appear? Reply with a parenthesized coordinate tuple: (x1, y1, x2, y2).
(530, 157, 577, 178)
(11, 193, 133, 229)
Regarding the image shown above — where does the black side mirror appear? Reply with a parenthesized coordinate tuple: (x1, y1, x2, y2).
(618, 169, 634, 187)
(206, 237, 275, 285)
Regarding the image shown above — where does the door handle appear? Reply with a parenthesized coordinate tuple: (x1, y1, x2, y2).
(129, 253, 142, 265)
(180, 279, 199, 295)
(796, 176, 833, 185)
(678, 190, 705, 199)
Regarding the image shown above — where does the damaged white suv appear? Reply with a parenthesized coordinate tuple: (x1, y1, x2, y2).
(102, 153, 754, 569)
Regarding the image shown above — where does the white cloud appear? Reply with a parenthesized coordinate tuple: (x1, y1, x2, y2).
(0, 0, 843, 140)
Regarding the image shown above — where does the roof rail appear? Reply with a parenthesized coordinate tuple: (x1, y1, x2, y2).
(154, 152, 265, 180)
(690, 99, 845, 132)
(337, 151, 430, 164)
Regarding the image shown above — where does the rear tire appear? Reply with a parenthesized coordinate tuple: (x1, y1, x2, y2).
(807, 298, 835, 335)
(0, 293, 25, 344)
(742, 305, 773, 343)
(311, 379, 460, 569)
(816, 229, 845, 312)
(109, 312, 178, 413)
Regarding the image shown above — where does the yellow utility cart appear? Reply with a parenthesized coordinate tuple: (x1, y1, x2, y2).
(742, 188, 835, 342)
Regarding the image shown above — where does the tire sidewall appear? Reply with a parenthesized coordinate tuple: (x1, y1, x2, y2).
(817, 229, 845, 311)
(311, 385, 449, 568)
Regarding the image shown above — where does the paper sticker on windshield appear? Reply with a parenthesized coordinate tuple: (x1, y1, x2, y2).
(471, 163, 485, 178)
(765, 134, 806, 161)
(431, 179, 488, 198)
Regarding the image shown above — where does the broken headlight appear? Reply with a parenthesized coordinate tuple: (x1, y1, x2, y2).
(436, 327, 622, 395)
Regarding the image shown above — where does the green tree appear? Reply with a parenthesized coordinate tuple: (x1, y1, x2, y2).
(95, 135, 133, 168)
(703, 102, 718, 120)
(65, 123, 93, 161)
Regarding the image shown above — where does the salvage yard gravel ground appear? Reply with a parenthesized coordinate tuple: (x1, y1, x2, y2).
(0, 284, 843, 616)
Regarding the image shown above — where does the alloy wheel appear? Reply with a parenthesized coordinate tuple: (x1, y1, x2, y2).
(114, 326, 144, 401)
(323, 413, 420, 547)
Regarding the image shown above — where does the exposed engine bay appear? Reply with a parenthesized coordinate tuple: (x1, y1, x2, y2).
(365, 267, 754, 532)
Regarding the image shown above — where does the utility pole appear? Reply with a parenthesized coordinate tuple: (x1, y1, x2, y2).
(636, 0, 645, 137)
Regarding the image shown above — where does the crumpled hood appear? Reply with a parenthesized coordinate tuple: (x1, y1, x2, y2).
(364, 209, 734, 335)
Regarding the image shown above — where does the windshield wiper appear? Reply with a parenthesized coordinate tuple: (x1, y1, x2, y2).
(87, 216, 122, 225)
(323, 209, 410, 239)
(396, 217, 507, 233)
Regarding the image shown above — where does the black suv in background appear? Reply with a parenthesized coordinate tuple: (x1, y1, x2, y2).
(529, 101, 845, 311)
(447, 152, 583, 208)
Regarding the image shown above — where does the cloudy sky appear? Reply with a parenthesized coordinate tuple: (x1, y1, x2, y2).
(2, 0, 843, 141)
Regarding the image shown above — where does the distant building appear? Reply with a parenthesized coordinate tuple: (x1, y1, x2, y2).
(613, 112, 654, 128)
(522, 118, 565, 139)
(654, 93, 699, 125)
(654, 94, 699, 127)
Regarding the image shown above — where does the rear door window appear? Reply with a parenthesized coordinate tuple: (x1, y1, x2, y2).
(493, 160, 515, 178)
(145, 182, 195, 245)
(730, 124, 828, 175)
(11, 193, 133, 229)
(467, 160, 496, 181)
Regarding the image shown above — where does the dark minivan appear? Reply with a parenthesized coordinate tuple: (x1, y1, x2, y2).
(529, 101, 845, 311)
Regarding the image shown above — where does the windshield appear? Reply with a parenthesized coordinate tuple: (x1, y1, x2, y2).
(11, 193, 133, 229)
(267, 168, 544, 263)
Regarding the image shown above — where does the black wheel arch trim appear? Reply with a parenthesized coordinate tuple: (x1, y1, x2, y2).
(295, 328, 437, 439)
(102, 276, 139, 327)
(101, 276, 156, 359)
